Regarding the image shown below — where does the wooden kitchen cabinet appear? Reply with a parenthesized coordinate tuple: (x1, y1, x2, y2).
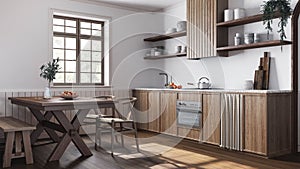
(133, 90, 149, 130)
(133, 90, 160, 132)
(160, 91, 177, 136)
(187, 0, 228, 59)
(243, 93, 292, 157)
(148, 91, 160, 132)
(202, 93, 221, 145)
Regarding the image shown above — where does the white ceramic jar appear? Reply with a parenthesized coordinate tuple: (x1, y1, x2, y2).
(177, 21, 187, 32)
(244, 80, 253, 90)
(234, 8, 246, 20)
(224, 9, 234, 22)
(234, 33, 242, 46)
(244, 33, 254, 44)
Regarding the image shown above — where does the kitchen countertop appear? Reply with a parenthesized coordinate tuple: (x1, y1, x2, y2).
(133, 88, 292, 94)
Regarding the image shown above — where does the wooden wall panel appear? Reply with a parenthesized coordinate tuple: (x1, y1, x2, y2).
(0, 92, 6, 117)
(187, 0, 217, 59)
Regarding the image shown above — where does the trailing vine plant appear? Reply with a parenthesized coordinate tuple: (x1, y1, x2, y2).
(261, 0, 292, 41)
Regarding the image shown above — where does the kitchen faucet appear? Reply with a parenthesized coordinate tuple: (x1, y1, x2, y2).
(159, 73, 169, 87)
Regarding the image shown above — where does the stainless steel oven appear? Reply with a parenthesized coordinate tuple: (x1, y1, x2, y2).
(176, 101, 202, 128)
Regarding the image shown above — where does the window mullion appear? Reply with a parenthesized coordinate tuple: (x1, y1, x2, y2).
(76, 18, 80, 85)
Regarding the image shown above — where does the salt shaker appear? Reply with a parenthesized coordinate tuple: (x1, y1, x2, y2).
(234, 33, 242, 46)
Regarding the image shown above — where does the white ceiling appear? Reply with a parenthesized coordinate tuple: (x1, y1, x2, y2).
(73, 0, 185, 12)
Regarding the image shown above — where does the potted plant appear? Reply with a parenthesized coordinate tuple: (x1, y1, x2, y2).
(261, 0, 292, 41)
(40, 58, 60, 98)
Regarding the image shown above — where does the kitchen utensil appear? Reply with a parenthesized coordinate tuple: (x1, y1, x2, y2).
(254, 66, 264, 90)
(177, 21, 187, 32)
(175, 46, 182, 53)
(187, 77, 211, 89)
(198, 77, 211, 89)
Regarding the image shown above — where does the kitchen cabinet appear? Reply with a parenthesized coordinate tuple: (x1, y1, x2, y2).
(187, 0, 228, 59)
(202, 93, 221, 145)
(133, 90, 160, 132)
(148, 91, 160, 132)
(160, 91, 177, 136)
(133, 90, 149, 130)
(133, 89, 292, 158)
(177, 92, 202, 141)
(242, 93, 292, 157)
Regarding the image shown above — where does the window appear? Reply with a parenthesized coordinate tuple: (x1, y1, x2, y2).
(52, 14, 104, 85)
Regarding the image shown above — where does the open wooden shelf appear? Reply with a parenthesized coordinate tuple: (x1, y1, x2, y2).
(144, 31, 186, 42)
(217, 12, 282, 27)
(216, 40, 292, 52)
(144, 53, 186, 60)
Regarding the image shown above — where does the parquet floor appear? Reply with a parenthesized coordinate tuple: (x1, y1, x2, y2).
(4, 131, 300, 169)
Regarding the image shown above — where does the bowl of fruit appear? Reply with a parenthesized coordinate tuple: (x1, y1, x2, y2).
(60, 91, 78, 100)
(168, 82, 182, 89)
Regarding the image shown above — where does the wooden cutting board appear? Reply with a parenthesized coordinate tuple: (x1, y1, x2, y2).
(254, 52, 270, 90)
(254, 66, 265, 90)
(262, 52, 270, 89)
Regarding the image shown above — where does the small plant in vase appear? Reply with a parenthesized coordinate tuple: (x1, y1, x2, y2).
(40, 58, 60, 98)
(261, 0, 292, 41)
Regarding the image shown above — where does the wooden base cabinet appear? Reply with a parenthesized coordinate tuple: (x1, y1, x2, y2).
(148, 92, 160, 133)
(202, 94, 221, 145)
(133, 90, 160, 132)
(243, 93, 292, 157)
(160, 91, 177, 136)
(133, 90, 149, 130)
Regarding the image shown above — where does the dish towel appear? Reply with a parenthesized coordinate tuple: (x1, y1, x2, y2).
(220, 94, 243, 150)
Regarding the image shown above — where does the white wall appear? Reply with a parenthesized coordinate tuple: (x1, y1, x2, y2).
(148, 0, 297, 90)
(0, 0, 162, 91)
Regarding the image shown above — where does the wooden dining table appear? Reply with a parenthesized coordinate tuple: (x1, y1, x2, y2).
(9, 96, 115, 162)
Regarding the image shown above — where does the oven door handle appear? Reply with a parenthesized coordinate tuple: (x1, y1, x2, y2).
(176, 108, 201, 113)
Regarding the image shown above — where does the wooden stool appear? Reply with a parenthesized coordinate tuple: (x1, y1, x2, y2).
(0, 117, 36, 168)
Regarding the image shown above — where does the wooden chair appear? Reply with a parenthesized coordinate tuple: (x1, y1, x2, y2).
(0, 117, 36, 168)
(83, 95, 115, 124)
(95, 97, 139, 156)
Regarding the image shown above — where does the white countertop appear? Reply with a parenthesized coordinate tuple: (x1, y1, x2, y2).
(133, 88, 292, 94)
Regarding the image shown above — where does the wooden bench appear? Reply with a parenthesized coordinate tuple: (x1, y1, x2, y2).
(0, 117, 36, 168)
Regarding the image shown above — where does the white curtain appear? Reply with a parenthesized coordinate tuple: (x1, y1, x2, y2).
(220, 94, 243, 150)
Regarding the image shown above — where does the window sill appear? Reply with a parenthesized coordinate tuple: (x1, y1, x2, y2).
(52, 85, 111, 89)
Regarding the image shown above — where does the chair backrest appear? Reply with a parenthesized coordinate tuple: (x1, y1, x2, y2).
(94, 95, 115, 99)
(93, 95, 116, 116)
(113, 97, 137, 120)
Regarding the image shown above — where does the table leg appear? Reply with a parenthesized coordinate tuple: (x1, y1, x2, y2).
(49, 110, 92, 161)
(29, 109, 60, 144)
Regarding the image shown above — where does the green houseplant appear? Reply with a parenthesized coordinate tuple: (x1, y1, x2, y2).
(261, 0, 292, 41)
(40, 58, 60, 98)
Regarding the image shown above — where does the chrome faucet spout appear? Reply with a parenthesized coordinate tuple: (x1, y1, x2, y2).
(159, 73, 169, 87)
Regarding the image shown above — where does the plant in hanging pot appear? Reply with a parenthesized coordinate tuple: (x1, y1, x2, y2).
(40, 58, 60, 99)
(261, 0, 292, 41)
